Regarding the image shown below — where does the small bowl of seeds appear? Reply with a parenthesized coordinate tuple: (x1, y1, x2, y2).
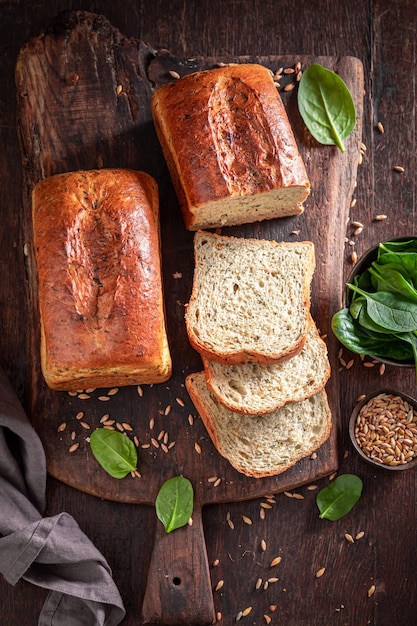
(349, 389, 417, 470)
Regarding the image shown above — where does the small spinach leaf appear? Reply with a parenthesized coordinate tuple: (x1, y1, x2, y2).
(155, 476, 194, 533)
(90, 428, 138, 479)
(347, 284, 417, 332)
(297, 63, 356, 152)
(316, 474, 363, 521)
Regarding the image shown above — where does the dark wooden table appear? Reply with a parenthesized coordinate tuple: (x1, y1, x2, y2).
(1, 1, 416, 625)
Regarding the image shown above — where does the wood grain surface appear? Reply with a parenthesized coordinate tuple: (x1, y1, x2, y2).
(1, 1, 417, 625)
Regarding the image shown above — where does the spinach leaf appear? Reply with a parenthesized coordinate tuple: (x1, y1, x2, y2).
(368, 265, 417, 302)
(316, 474, 363, 521)
(297, 63, 356, 152)
(347, 284, 417, 332)
(90, 428, 138, 479)
(331, 308, 414, 360)
(155, 476, 194, 533)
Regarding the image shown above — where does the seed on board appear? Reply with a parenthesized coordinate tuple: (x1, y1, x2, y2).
(58, 422, 66, 432)
(316, 567, 326, 578)
(122, 422, 133, 431)
(259, 508, 266, 520)
(241, 607, 252, 617)
(214, 580, 224, 592)
(69, 442, 79, 453)
(77, 393, 91, 399)
(168, 70, 181, 79)
(98, 395, 110, 401)
(70, 430, 76, 441)
(374, 214, 387, 221)
(75, 411, 84, 420)
(270, 556, 282, 567)
(264, 616, 272, 624)
(260, 502, 273, 509)
(149, 417, 155, 430)
(103, 419, 115, 426)
(307, 484, 318, 491)
(164, 405, 172, 415)
(137, 385, 143, 397)
(284, 82, 295, 92)
(242, 515, 252, 525)
(345, 533, 355, 544)
(216, 612, 222, 622)
(377, 121, 385, 133)
(194, 442, 202, 454)
(80, 422, 90, 430)
(107, 387, 119, 396)
(255, 578, 263, 590)
(188, 414, 194, 426)
(214, 478, 222, 487)
(116, 84, 123, 95)
(368, 584, 376, 597)
(176, 397, 185, 407)
(351, 251, 358, 264)
(356, 531, 365, 540)
(116, 422, 125, 432)
(212, 558, 220, 567)
(393, 165, 405, 172)
(261, 539, 267, 551)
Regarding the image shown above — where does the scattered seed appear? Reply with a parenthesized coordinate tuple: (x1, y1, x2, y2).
(151, 438, 159, 448)
(188, 414, 194, 426)
(236, 611, 243, 621)
(316, 567, 326, 578)
(58, 422, 67, 432)
(75, 411, 84, 420)
(122, 422, 133, 431)
(259, 508, 266, 520)
(168, 441, 176, 449)
(214, 580, 224, 592)
(307, 484, 318, 491)
(78, 393, 91, 399)
(379, 363, 386, 375)
(80, 422, 90, 430)
(169, 70, 181, 79)
(263, 581, 269, 590)
(284, 82, 295, 92)
(103, 425, 115, 430)
(134, 436, 140, 447)
(194, 442, 202, 454)
(149, 417, 155, 430)
(103, 419, 115, 426)
(377, 121, 385, 133)
(351, 251, 358, 264)
(368, 584, 376, 597)
(212, 558, 220, 567)
(310, 452, 318, 460)
(176, 397, 185, 406)
(260, 502, 273, 509)
(264, 616, 272, 624)
(70, 430, 76, 441)
(116, 84, 123, 95)
(157, 430, 165, 441)
(345, 533, 355, 544)
(137, 385, 143, 397)
(116, 422, 125, 432)
(107, 387, 119, 396)
(261, 539, 267, 551)
(214, 478, 222, 487)
(241, 607, 252, 617)
(141, 443, 151, 449)
(393, 165, 405, 172)
(216, 612, 222, 622)
(292, 493, 304, 500)
(268, 577, 279, 584)
(256, 578, 263, 590)
(98, 395, 110, 401)
(356, 531, 365, 540)
(69, 442, 79, 453)
(164, 405, 172, 415)
(284, 491, 293, 498)
(270, 556, 282, 567)
(68, 390, 77, 397)
(375, 214, 387, 221)
(242, 515, 252, 525)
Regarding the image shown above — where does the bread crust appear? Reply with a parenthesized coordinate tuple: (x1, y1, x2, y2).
(152, 63, 310, 230)
(32, 169, 172, 390)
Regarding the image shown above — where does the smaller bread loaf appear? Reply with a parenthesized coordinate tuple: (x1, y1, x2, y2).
(32, 169, 172, 390)
(185, 231, 315, 365)
(185, 371, 332, 478)
(203, 320, 330, 415)
(152, 63, 310, 230)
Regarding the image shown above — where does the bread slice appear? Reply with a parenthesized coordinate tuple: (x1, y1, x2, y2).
(203, 320, 330, 414)
(185, 231, 315, 365)
(152, 63, 310, 231)
(185, 371, 332, 478)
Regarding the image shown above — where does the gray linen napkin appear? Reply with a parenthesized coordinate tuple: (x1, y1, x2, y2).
(0, 368, 126, 625)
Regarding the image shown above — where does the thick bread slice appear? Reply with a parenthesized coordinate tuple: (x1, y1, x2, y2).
(185, 371, 332, 478)
(152, 64, 310, 231)
(185, 231, 315, 365)
(203, 320, 331, 414)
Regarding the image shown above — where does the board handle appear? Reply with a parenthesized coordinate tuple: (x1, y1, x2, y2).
(141, 503, 216, 625)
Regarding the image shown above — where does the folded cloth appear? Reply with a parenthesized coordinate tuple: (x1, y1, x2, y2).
(0, 368, 126, 625)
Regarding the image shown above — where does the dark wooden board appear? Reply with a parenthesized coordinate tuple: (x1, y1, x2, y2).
(15, 10, 363, 623)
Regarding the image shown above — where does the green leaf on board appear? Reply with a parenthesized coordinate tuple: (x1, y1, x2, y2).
(155, 476, 194, 533)
(90, 428, 138, 479)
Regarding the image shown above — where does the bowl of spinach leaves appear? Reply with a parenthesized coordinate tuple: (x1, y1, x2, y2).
(332, 237, 417, 373)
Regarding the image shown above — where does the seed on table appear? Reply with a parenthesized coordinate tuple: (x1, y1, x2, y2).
(69, 443, 79, 453)
(375, 214, 387, 221)
(255, 578, 263, 590)
(345, 533, 355, 544)
(368, 584, 376, 597)
(98, 395, 110, 401)
(75, 411, 84, 420)
(107, 387, 119, 396)
(377, 121, 385, 133)
(57, 422, 66, 432)
(355, 531, 365, 540)
(316, 567, 326, 578)
(270, 556, 282, 567)
(242, 515, 252, 525)
(214, 579, 224, 592)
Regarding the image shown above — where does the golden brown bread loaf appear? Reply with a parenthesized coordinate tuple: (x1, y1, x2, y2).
(32, 169, 172, 390)
(152, 63, 310, 230)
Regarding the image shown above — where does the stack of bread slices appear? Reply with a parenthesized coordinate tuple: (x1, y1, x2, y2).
(185, 230, 332, 478)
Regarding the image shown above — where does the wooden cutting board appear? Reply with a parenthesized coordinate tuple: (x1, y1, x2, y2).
(15, 10, 363, 624)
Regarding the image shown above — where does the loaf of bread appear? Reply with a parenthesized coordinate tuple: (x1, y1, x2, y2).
(186, 371, 332, 478)
(152, 63, 310, 230)
(185, 231, 315, 365)
(203, 320, 330, 414)
(32, 169, 172, 390)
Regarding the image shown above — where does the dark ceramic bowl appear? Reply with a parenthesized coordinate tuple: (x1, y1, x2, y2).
(345, 236, 417, 368)
(349, 388, 417, 470)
